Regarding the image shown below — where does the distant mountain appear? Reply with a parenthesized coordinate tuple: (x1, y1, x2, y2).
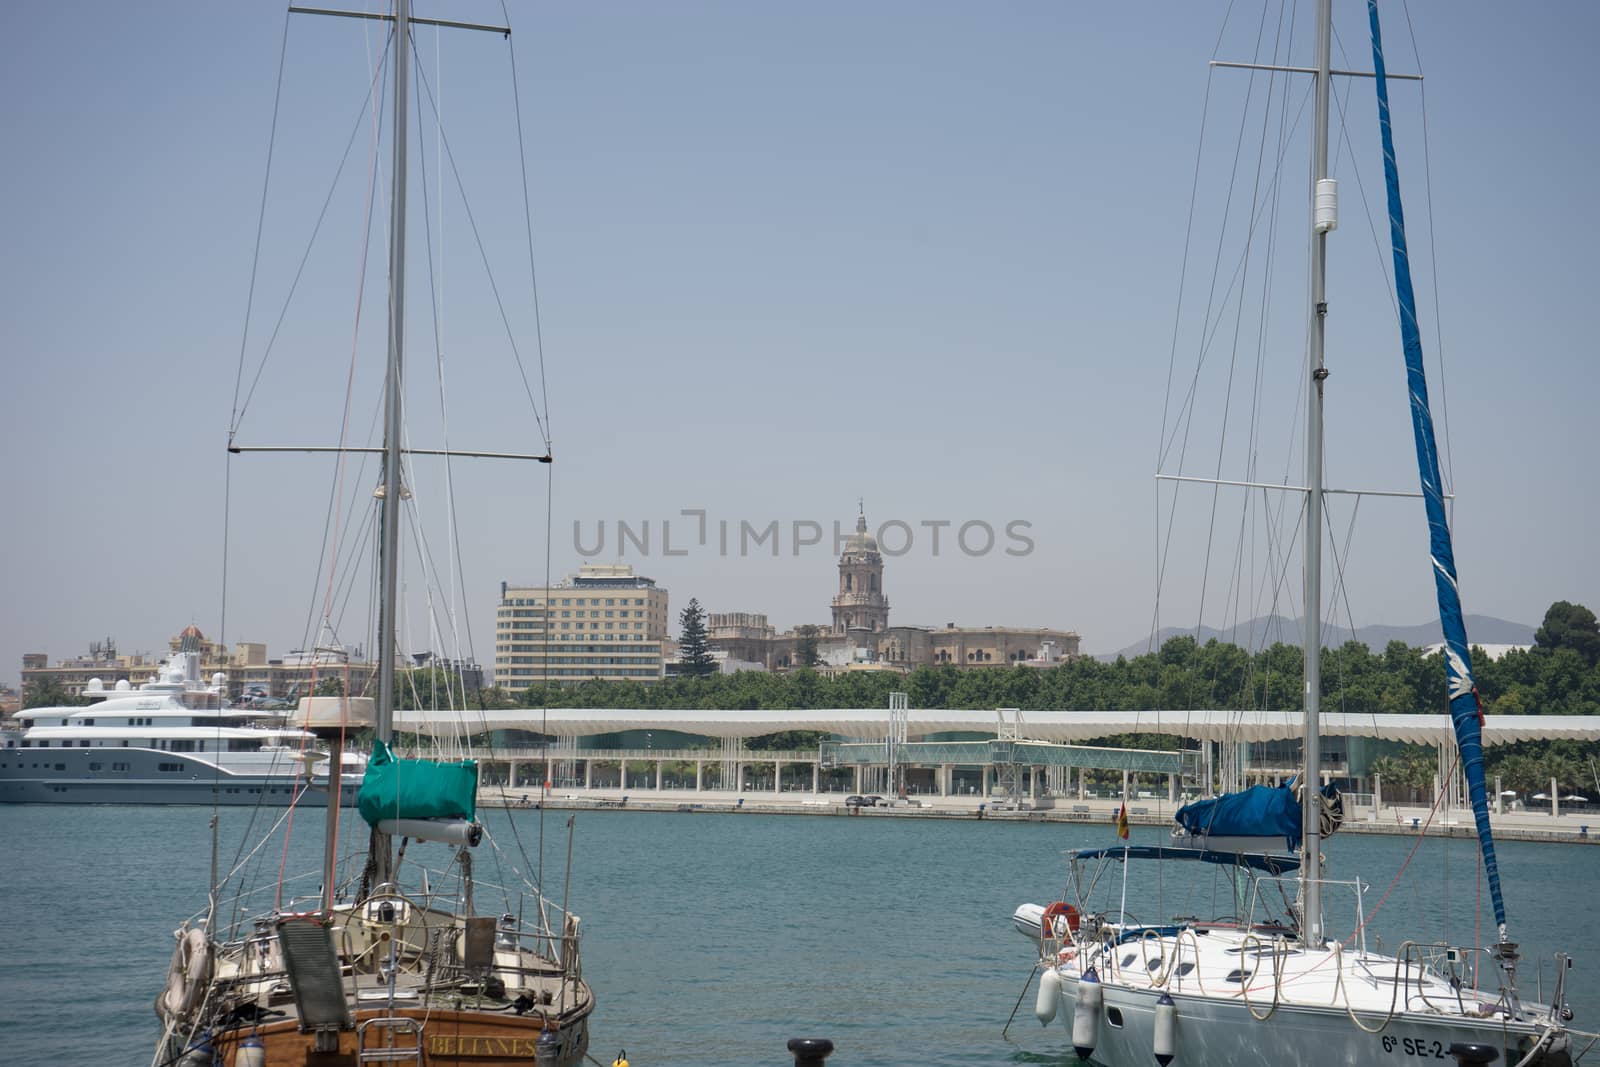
(1097, 614, 1535, 661)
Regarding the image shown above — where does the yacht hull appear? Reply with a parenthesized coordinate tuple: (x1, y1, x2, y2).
(0, 778, 355, 804)
(187, 1007, 590, 1067)
(1049, 971, 1567, 1067)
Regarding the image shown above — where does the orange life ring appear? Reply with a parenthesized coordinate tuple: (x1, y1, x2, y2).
(1040, 901, 1081, 939)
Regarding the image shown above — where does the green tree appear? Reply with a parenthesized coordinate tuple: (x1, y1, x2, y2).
(22, 676, 80, 708)
(313, 676, 345, 697)
(795, 624, 822, 668)
(1535, 601, 1600, 667)
(678, 598, 716, 677)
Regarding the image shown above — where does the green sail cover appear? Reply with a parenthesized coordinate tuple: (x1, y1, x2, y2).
(357, 740, 478, 827)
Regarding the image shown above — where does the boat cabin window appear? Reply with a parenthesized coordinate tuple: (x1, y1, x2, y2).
(1225, 968, 1254, 983)
(1106, 1007, 1124, 1028)
(1176, 962, 1196, 977)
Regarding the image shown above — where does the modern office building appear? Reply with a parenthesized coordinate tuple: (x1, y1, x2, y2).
(494, 564, 669, 688)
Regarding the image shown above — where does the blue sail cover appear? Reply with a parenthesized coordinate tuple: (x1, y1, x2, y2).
(1176, 784, 1302, 847)
(1368, 0, 1506, 935)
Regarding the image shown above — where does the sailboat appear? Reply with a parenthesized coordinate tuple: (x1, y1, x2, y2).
(1011, 2, 1579, 1064)
(152, 3, 594, 1065)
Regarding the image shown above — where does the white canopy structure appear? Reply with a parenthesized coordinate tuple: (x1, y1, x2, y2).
(395, 707, 1600, 745)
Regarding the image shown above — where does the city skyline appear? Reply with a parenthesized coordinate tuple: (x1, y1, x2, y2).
(4, 2, 1595, 693)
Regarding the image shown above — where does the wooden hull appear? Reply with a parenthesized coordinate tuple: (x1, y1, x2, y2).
(200, 1007, 589, 1067)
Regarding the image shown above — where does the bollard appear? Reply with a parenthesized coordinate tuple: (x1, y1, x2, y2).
(1446, 1042, 1498, 1064)
(788, 1038, 834, 1066)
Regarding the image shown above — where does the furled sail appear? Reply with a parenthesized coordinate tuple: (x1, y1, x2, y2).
(356, 740, 478, 828)
(1176, 780, 1341, 849)
(1367, 0, 1506, 935)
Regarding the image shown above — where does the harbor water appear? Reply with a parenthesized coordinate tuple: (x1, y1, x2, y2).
(1, 804, 1596, 1065)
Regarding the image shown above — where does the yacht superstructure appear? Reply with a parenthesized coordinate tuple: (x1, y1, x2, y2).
(1, 650, 360, 805)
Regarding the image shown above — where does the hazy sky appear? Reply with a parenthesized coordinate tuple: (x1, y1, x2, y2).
(3, 1, 1595, 688)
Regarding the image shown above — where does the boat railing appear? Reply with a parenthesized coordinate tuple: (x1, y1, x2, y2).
(1248, 874, 1370, 955)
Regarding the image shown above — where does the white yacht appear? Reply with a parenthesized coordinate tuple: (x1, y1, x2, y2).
(0, 649, 361, 805)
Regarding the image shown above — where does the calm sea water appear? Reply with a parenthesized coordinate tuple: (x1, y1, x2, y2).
(1, 805, 1596, 1066)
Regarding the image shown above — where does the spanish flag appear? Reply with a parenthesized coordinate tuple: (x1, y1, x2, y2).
(1115, 802, 1129, 840)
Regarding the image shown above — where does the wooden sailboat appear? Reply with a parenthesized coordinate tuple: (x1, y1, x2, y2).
(153, 3, 593, 1064)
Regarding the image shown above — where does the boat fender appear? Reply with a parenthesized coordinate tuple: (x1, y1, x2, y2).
(1035, 966, 1063, 1026)
(1072, 966, 1101, 1060)
(1153, 992, 1176, 1066)
(162, 927, 212, 1019)
(236, 1035, 267, 1067)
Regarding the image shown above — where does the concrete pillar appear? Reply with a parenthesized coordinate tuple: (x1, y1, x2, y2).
(1494, 774, 1503, 815)
(1168, 773, 1177, 803)
(1078, 767, 1087, 801)
(695, 760, 703, 792)
(1030, 767, 1040, 801)
(583, 760, 592, 789)
(854, 765, 862, 793)
(773, 760, 782, 793)
(508, 762, 519, 790)
(736, 762, 745, 791)
(1374, 773, 1383, 813)
(812, 762, 820, 793)
(982, 765, 992, 797)
(1553, 777, 1560, 819)
(1121, 769, 1131, 801)
(654, 761, 663, 790)
(939, 763, 950, 797)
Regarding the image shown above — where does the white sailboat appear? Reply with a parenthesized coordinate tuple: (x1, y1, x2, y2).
(152, 3, 594, 1064)
(1012, 2, 1579, 1064)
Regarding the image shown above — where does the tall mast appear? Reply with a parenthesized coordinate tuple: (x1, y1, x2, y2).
(373, 0, 411, 889)
(1300, 0, 1334, 946)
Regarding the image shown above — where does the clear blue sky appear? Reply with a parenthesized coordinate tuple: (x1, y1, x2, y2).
(3, 1, 1595, 687)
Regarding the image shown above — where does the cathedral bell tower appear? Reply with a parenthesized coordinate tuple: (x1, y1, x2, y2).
(831, 506, 889, 634)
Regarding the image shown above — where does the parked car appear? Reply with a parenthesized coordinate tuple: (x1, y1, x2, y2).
(845, 795, 868, 807)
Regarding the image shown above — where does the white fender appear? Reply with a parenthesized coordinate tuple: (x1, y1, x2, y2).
(1072, 967, 1101, 1060)
(1154, 991, 1176, 1065)
(235, 1035, 267, 1067)
(1035, 966, 1062, 1026)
